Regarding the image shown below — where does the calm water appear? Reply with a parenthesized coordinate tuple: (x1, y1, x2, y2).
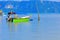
(0, 14, 40, 40)
(0, 14, 60, 40)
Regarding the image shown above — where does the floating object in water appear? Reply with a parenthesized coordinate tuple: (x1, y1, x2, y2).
(30, 19, 33, 21)
(0, 10, 2, 16)
(13, 16, 30, 23)
(13, 18, 29, 23)
(7, 16, 31, 23)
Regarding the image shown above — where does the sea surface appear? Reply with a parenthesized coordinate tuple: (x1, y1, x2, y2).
(0, 13, 60, 40)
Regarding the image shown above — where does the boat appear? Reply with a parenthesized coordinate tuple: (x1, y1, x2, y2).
(13, 16, 30, 23)
(7, 16, 30, 23)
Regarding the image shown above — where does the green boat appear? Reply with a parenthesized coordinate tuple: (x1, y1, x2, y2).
(7, 16, 30, 23)
(13, 18, 30, 23)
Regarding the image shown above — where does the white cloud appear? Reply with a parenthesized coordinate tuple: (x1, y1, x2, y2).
(5, 4, 13, 9)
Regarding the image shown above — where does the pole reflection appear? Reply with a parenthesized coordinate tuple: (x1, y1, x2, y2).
(0, 16, 2, 32)
(7, 22, 13, 32)
(0, 16, 2, 24)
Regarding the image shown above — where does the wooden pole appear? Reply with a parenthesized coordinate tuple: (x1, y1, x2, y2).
(35, 0, 40, 21)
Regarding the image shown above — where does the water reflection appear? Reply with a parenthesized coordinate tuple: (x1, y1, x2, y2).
(38, 18, 40, 26)
(7, 21, 31, 32)
(7, 22, 13, 32)
(0, 16, 2, 32)
(0, 16, 2, 24)
(0, 14, 41, 40)
(7, 22, 19, 32)
(6, 17, 40, 40)
(14, 22, 19, 32)
(7, 21, 40, 33)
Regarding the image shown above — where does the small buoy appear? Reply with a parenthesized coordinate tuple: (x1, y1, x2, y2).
(30, 19, 33, 21)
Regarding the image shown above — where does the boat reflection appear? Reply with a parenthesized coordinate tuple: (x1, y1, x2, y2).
(7, 21, 30, 32)
(7, 22, 13, 32)
(13, 22, 20, 32)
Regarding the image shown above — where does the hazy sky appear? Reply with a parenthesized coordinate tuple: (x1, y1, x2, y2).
(0, 0, 60, 2)
(0, 0, 30, 1)
(41, 0, 60, 2)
